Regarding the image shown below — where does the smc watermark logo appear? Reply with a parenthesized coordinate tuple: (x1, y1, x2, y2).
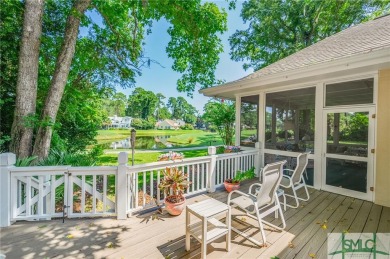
(328, 233, 390, 258)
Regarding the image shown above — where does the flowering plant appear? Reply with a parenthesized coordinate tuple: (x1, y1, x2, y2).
(158, 151, 184, 161)
(224, 145, 241, 153)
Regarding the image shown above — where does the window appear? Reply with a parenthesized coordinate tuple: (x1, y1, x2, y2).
(240, 95, 259, 147)
(325, 78, 374, 107)
(265, 87, 316, 153)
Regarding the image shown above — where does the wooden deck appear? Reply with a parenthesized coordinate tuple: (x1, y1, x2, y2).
(1, 180, 389, 259)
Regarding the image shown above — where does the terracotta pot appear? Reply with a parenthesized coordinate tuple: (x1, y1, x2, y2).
(224, 181, 240, 193)
(164, 196, 186, 216)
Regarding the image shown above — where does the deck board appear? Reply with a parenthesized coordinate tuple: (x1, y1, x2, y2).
(0, 179, 389, 259)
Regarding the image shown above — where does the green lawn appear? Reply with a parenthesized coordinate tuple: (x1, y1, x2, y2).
(97, 149, 209, 166)
(167, 131, 224, 147)
(96, 129, 226, 149)
(97, 129, 205, 142)
(240, 129, 257, 140)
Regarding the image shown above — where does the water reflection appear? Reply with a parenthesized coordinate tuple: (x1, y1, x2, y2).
(108, 135, 174, 149)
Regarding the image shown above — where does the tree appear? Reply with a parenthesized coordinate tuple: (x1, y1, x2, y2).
(32, 0, 91, 158)
(105, 93, 127, 116)
(126, 87, 158, 119)
(9, 0, 44, 158)
(229, 0, 390, 71)
(7, 0, 227, 159)
(167, 96, 197, 124)
(155, 93, 167, 120)
(0, 0, 23, 152)
(156, 107, 172, 120)
(203, 100, 235, 145)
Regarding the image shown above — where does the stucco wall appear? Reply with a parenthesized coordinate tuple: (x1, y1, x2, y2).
(375, 69, 390, 207)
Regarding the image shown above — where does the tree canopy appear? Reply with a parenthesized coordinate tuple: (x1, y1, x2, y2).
(229, 0, 390, 71)
(168, 96, 198, 124)
(1, 0, 228, 158)
(203, 100, 235, 145)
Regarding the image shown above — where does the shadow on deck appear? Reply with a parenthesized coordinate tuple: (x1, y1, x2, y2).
(1, 179, 389, 259)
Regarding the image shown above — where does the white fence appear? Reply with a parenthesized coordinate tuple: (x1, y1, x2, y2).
(0, 146, 260, 227)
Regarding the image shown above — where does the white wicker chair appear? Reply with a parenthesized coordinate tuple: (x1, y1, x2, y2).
(280, 152, 310, 208)
(227, 160, 287, 246)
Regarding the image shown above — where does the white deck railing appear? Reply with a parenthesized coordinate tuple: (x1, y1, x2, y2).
(0, 145, 260, 227)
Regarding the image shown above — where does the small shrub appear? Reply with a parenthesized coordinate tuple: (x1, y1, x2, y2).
(226, 167, 255, 184)
(216, 146, 225, 154)
(180, 124, 194, 130)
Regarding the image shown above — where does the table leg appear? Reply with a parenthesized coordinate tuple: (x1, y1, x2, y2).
(185, 209, 190, 251)
(226, 207, 231, 252)
(201, 217, 207, 258)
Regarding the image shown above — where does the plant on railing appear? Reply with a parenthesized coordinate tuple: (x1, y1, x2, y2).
(224, 167, 255, 192)
(157, 151, 184, 161)
(224, 145, 241, 153)
(216, 145, 241, 154)
(158, 167, 191, 215)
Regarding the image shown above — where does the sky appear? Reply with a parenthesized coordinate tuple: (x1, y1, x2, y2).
(84, 1, 253, 114)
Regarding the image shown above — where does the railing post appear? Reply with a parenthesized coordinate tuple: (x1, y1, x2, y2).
(0, 153, 16, 227)
(117, 152, 128, 220)
(254, 142, 262, 177)
(207, 146, 217, 193)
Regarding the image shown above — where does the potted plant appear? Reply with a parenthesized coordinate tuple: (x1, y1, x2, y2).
(224, 167, 255, 192)
(158, 167, 191, 215)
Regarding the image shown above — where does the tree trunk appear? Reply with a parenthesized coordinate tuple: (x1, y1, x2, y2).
(32, 0, 91, 159)
(9, 0, 45, 158)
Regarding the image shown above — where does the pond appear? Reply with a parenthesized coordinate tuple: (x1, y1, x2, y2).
(101, 135, 175, 150)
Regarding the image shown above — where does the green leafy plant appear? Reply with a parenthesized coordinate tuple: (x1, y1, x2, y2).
(158, 167, 191, 203)
(216, 146, 226, 154)
(226, 167, 255, 184)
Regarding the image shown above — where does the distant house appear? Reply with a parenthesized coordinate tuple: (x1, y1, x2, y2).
(155, 119, 180, 130)
(175, 119, 186, 127)
(108, 115, 132, 129)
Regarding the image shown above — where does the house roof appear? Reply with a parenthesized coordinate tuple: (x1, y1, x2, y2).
(201, 14, 390, 96)
(157, 119, 178, 127)
(241, 14, 390, 82)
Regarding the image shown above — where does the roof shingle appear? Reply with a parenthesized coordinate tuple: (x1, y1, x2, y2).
(239, 14, 390, 82)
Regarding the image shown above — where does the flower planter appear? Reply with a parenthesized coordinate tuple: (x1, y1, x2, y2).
(164, 196, 186, 216)
(224, 180, 240, 193)
(158, 157, 184, 162)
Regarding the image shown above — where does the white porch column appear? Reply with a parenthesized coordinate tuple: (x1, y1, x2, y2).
(314, 83, 324, 189)
(117, 152, 128, 219)
(258, 92, 265, 168)
(0, 153, 16, 227)
(254, 142, 262, 177)
(207, 146, 217, 193)
(235, 95, 241, 146)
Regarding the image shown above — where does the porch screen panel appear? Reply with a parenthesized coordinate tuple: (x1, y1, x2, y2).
(240, 95, 259, 147)
(265, 87, 316, 153)
(325, 78, 373, 107)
